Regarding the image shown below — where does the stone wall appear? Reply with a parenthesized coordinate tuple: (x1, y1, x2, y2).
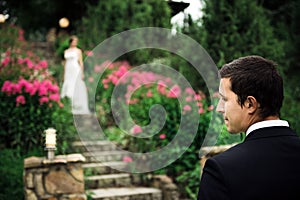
(24, 154, 86, 200)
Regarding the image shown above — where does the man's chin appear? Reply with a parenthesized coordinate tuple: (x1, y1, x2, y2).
(226, 127, 241, 134)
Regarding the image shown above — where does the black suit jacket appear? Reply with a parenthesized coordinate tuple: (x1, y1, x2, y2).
(198, 126, 300, 200)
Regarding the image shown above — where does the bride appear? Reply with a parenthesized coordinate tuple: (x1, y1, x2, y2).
(61, 35, 90, 115)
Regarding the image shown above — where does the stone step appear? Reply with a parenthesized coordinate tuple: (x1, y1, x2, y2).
(83, 162, 127, 175)
(83, 151, 129, 162)
(73, 115, 101, 132)
(85, 173, 146, 189)
(86, 187, 162, 200)
(73, 141, 118, 152)
(85, 173, 139, 188)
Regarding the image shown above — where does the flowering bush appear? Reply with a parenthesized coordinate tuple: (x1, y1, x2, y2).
(91, 61, 213, 151)
(87, 60, 216, 198)
(0, 26, 75, 154)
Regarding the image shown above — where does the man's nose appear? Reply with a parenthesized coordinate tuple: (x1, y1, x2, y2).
(216, 100, 224, 113)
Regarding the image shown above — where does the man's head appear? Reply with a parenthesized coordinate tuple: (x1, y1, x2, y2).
(216, 55, 284, 133)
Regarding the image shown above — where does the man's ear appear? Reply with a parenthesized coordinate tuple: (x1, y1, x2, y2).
(245, 96, 259, 114)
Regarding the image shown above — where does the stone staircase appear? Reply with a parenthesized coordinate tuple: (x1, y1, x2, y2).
(72, 133, 179, 200)
(28, 40, 181, 200)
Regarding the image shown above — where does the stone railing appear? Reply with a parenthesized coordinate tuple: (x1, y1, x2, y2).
(23, 154, 86, 200)
(199, 143, 238, 173)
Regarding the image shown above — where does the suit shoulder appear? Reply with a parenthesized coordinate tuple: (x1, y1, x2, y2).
(210, 143, 246, 163)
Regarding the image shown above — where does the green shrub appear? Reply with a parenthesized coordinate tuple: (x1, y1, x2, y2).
(0, 148, 43, 200)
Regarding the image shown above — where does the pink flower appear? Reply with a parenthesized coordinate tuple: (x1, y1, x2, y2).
(127, 85, 135, 92)
(18, 78, 28, 88)
(28, 86, 37, 96)
(131, 77, 141, 86)
(16, 95, 25, 106)
(168, 85, 181, 98)
(1, 57, 10, 67)
(144, 72, 156, 82)
(114, 66, 127, 77)
(85, 50, 94, 56)
(18, 58, 25, 64)
(127, 98, 139, 105)
(197, 102, 203, 107)
(39, 96, 49, 104)
(49, 85, 59, 93)
(1, 81, 12, 93)
(23, 81, 34, 93)
(183, 105, 191, 111)
(38, 86, 48, 96)
(207, 105, 214, 111)
(49, 94, 60, 102)
(185, 87, 194, 95)
(159, 134, 166, 139)
(111, 76, 118, 85)
(194, 94, 202, 101)
(185, 96, 193, 102)
(25, 58, 33, 69)
(88, 76, 94, 82)
(198, 107, 204, 114)
(157, 81, 167, 95)
(102, 79, 109, 84)
(13, 83, 22, 94)
(41, 80, 52, 88)
(123, 156, 133, 163)
(146, 90, 153, 97)
(94, 65, 101, 73)
(38, 60, 48, 69)
(132, 125, 142, 134)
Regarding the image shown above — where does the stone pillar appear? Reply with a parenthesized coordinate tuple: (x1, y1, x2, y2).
(23, 154, 86, 200)
(152, 175, 179, 200)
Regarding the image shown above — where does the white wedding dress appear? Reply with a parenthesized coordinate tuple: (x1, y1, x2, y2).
(61, 50, 90, 115)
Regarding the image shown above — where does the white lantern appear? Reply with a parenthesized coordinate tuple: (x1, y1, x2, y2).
(0, 14, 7, 23)
(59, 17, 70, 28)
(45, 128, 57, 160)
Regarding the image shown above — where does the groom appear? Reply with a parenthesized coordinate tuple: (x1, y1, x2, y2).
(198, 55, 300, 200)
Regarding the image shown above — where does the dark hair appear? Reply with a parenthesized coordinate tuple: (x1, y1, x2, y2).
(219, 55, 283, 118)
(69, 35, 78, 46)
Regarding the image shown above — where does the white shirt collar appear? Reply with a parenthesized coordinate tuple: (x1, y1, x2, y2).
(246, 120, 289, 136)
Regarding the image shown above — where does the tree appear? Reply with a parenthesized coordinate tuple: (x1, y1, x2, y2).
(198, 0, 300, 133)
(200, 0, 285, 68)
(77, 0, 171, 65)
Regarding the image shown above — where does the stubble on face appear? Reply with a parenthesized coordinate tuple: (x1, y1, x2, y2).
(218, 78, 248, 134)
